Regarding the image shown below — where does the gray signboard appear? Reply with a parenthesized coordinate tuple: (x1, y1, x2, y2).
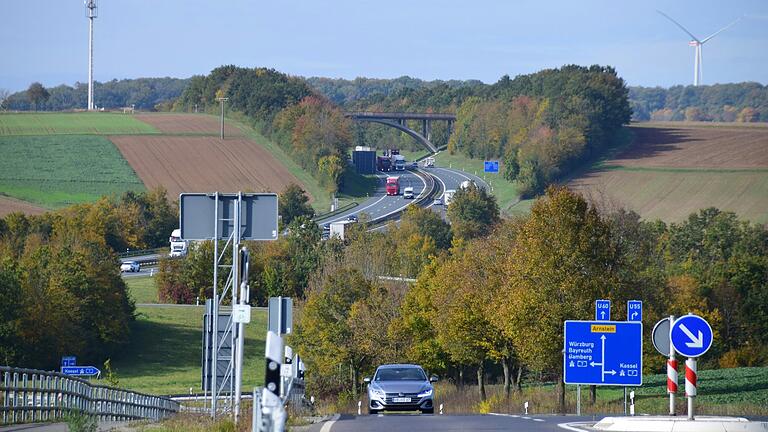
(202, 300, 233, 391)
(269, 297, 293, 335)
(180, 193, 278, 241)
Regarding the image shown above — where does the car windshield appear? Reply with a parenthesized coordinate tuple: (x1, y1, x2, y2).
(375, 367, 426, 381)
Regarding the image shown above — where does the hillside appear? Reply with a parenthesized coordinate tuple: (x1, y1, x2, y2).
(0, 112, 324, 216)
(570, 122, 768, 224)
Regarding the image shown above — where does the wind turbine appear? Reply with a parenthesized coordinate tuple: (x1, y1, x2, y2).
(657, 11, 740, 86)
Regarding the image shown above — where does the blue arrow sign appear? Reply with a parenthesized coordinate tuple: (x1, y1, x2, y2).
(484, 161, 499, 173)
(627, 300, 642, 322)
(595, 299, 611, 321)
(61, 366, 100, 376)
(670, 314, 713, 358)
(61, 356, 76, 367)
(564, 321, 643, 386)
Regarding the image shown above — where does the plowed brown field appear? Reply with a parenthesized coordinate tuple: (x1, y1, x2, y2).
(570, 123, 768, 224)
(111, 135, 303, 199)
(135, 114, 244, 136)
(0, 196, 46, 217)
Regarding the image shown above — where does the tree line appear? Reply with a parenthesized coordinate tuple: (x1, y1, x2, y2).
(175, 66, 354, 195)
(629, 82, 768, 122)
(0, 188, 177, 369)
(3, 78, 190, 111)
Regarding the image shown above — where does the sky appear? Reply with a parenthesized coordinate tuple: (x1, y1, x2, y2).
(1, 0, 767, 92)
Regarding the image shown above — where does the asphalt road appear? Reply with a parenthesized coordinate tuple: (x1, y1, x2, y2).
(318, 169, 428, 225)
(301, 413, 597, 432)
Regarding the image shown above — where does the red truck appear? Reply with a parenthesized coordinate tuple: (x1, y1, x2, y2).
(385, 176, 400, 196)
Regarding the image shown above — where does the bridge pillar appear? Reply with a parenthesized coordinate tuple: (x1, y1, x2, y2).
(447, 120, 453, 137)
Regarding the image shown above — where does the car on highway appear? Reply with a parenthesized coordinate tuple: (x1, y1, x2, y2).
(120, 261, 140, 273)
(347, 214, 359, 222)
(365, 364, 437, 414)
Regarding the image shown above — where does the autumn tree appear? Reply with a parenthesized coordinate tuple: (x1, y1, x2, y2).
(279, 184, 315, 227)
(494, 186, 621, 412)
(447, 183, 500, 241)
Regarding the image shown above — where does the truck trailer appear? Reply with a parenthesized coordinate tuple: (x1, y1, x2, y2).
(385, 176, 400, 196)
(169, 228, 188, 257)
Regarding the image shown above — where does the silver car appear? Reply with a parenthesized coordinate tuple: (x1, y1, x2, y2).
(365, 364, 437, 414)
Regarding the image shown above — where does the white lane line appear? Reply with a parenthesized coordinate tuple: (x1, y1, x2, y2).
(557, 422, 593, 431)
(319, 414, 341, 432)
(488, 413, 520, 418)
(533, 418, 545, 422)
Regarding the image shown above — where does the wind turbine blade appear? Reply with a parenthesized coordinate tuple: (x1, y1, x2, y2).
(657, 10, 701, 42)
(701, 18, 741, 44)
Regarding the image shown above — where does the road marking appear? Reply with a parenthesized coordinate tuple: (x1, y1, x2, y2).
(557, 422, 593, 431)
(533, 418, 545, 422)
(319, 414, 341, 432)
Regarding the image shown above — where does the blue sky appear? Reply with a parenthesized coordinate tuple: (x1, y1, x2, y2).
(1, 0, 767, 92)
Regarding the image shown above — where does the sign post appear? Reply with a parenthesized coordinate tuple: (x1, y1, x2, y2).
(670, 314, 713, 421)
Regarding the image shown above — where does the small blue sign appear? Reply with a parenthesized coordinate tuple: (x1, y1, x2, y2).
(484, 160, 499, 173)
(61, 356, 76, 367)
(595, 299, 611, 321)
(61, 366, 100, 376)
(564, 321, 643, 386)
(627, 300, 642, 322)
(670, 314, 713, 358)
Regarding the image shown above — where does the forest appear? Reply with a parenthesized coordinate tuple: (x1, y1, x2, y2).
(147, 184, 768, 411)
(3, 77, 190, 111)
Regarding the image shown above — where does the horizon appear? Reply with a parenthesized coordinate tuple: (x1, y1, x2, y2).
(2, 0, 767, 93)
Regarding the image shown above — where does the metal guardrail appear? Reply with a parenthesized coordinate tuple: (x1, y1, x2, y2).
(1, 366, 179, 425)
(118, 248, 163, 258)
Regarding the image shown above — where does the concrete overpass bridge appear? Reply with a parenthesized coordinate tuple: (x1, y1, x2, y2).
(344, 112, 456, 153)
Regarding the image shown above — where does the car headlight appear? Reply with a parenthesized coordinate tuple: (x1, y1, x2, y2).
(417, 388, 433, 397)
(370, 387, 385, 398)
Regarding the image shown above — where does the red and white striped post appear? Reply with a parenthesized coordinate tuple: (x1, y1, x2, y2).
(685, 358, 697, 420)
(667, 315, 677, 416)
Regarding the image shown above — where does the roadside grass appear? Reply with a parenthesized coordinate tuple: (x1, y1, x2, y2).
(338, 169, 379, 201)
(432, 151, 521, 214)
(227, 113, 333, 213)
(112, 305, 268, 395)
(125, 276, 159, 304)
(0, 135, 145, 208)
(0, 112, 159, 135)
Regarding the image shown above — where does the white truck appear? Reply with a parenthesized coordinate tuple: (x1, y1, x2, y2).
(330, 220, 356, 240)
(443, 189, 456, 206)
(393, 154, 406, 171)
(423, 157, 435, 168)
(169, 228, 188, 257)
(403, 187, 414, 199)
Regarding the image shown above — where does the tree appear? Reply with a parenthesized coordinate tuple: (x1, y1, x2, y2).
(279, 184, 315, 227)
(446, 183, 500, 241)
(27, 82, 49, 111)
(397, 204, 452, 251)
(0, 260, 22, 365)
(493, 186, 621, 412)
(0, 88, 9, 111)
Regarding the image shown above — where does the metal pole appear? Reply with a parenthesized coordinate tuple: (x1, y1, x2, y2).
(669, 315, 676, 416)
(220, 100, 224, 139)
(623, 387, 627, 415)
(686, 358, 696, 421)
(576, 385, 581, 416)
(211, 193, 219, 418)
(234, 193, 244, 422)
(87, 9, 94, 110)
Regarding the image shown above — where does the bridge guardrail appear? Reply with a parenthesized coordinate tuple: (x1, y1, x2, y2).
(1, 366, 179, 425)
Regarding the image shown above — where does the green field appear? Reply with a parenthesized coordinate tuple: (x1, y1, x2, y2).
(0, 135, 145, 208)
(112, 305, 268, 395)
(0, 112, 159, 136)
(126, 276, 160, 303)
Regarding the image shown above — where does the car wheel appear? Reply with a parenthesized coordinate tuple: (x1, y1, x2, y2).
(368, 408, 376, 415)
(421, 408, 434, 414)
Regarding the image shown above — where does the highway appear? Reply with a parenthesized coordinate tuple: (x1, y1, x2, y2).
(300, 413, 596, 432)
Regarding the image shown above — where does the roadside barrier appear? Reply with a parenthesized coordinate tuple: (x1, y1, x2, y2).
(0, 366, 179, 425)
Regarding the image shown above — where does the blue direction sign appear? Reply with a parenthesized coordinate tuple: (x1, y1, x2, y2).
(61, 356, 76, 367)
(564, 321, 643, 386)
(595, 299, 611, 321)
(670, 314, 713, 358)
(61, 366, 101, 376)
(484, 160, 499, 173)
(627, 300, 642, 322)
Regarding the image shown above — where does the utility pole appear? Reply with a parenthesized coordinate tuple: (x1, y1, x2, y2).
(85, 0, 98, 111)
(216, 97, 229, 140)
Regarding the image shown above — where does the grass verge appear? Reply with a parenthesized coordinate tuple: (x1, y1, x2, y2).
(125, 276, 159, 304)
(0, 135, 145, 208)
(112, 305, 267, 395)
